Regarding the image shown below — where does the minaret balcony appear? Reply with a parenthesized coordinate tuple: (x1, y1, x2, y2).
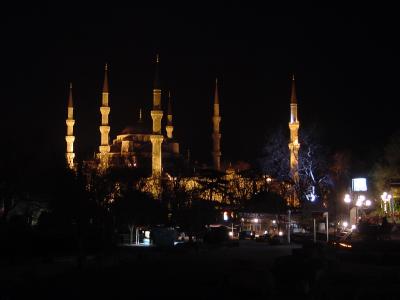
(100, 126, 110, 134)
(99, 145, 110, 153)
(65, 135, 75, 143)
(66, 119, 75, 127)
(100, 106, 110, 115)
(151, 110, 164, 134)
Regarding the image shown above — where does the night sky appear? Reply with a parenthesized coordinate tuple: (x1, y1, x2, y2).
(2, 2, 399, 173)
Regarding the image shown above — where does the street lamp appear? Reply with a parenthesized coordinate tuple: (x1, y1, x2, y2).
(381, 192, 395, 222)
(344, 193, 370, 225)
(356, 195, 365, 207)
(381, 192, 391, 214)
(344, 194, 351, 224)
(252, 218, 259, 235)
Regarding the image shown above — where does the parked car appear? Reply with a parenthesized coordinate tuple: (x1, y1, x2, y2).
(151, 227, 178, 247)
(256, 233, 271, 243)
(239, 230, 255, 240)
(204, 226, 229, 244)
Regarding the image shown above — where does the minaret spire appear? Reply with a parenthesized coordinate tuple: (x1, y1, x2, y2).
(214, 78, 219, 104)
(288, 74, 300, 184)
(103, 63, 109, 93)
(167, 91, 172, 117)
(150, 54, 164, 178)
(153, 54, 161, 92)
(65, 82, 75, 170)
(68, 83, 73, 107)
(99, 63, 111, 170)
(212, 78, 221, 171)
(290, 74, 297, 104)
(166, 91, 174, 139)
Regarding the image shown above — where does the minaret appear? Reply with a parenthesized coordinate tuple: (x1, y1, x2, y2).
(65, 83, 75, 170)
(288, 74, 300, 182)
(212, 78, 221, 171)
(139, 108, 143, 123)
(99, 63, 111, 169)
(166, 91, 174, 139)
(150, 54, 164, 177)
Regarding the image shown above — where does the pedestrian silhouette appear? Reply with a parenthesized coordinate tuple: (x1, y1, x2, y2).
(380, 216, 391, 240)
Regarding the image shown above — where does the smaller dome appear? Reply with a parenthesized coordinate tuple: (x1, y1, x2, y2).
(121, 126, 136, 134)
(120, 122, 148, 135)
(133, 121, 147, 134)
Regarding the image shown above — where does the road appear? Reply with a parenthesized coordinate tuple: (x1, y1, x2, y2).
(2, 240, 400, 299)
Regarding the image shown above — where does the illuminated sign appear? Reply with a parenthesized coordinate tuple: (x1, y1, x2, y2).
(352, 178, 367, 192)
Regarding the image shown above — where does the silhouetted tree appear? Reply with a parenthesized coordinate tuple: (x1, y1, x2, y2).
(261, 125, 333, 207)
(228, 168, 259, 208)
(45, 164, 96, 268)
(329, 150, 352, 221)
(174, 199, 219, 240)
(195, 168, 228, 202)
(113, 188, 164, 226)
(372, 130, 400, 193)
(244, 190, 287, 214)
(159, 174, 220, 239)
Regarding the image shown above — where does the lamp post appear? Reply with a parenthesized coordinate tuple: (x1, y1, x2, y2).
(344, 193, 372, 225)
(313, 218, 316, 243)
(252, 217, 259, 235)
(287, 209, 291, 244)
(381, 192, 395, 222)
(325, 212, 329, 242)
(344, 193, 351, 223)
(381, 192, 390, 214)
(355, 195, 366, 223)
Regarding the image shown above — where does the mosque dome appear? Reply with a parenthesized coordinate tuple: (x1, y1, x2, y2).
(120, 121, 147, 135)
(121, 126, 135, 134)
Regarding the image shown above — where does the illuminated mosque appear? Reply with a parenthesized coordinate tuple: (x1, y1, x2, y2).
(65, 56, 300, 204)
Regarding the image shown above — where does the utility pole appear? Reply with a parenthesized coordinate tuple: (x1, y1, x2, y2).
(288, 209, 291, 244)
(313, 218, 316, 243)
(326, 212, 329, 242)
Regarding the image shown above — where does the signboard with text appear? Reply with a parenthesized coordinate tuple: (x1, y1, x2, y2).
(352, 178, 367, 192)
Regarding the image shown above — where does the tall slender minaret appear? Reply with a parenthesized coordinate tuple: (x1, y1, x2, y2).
(150, 55, 164, 177)
(288, 74, 300, 182)
(65, 83, 75, 170)
(99, 63, 110, 169)
(212, 78, 221, 171)
(166, 91, 174, 139)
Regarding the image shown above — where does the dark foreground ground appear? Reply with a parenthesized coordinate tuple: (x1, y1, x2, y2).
(2, 240, 400, 299)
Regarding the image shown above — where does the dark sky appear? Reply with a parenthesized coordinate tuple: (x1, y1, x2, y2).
(1, 2, 399, 171)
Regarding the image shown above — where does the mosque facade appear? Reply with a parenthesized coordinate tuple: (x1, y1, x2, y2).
(64, 56, 299, 205)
